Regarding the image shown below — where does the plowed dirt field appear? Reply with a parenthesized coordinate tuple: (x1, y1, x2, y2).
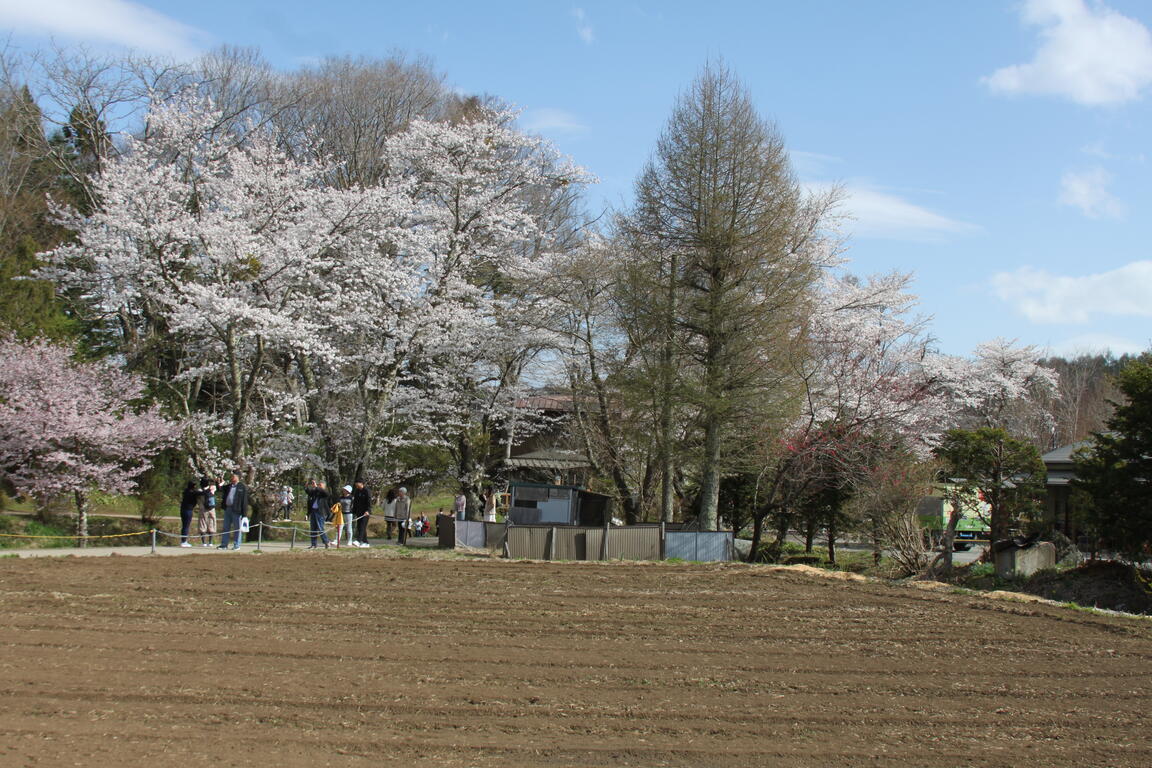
(0, 552, 1150, 767)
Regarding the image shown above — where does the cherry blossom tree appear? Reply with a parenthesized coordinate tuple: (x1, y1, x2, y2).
(741, 271, 950, 561)
(0, 336, 179, 543)
(924, 339, 1058, 573)
(40, 94, 591, 502)
(369, 111, 592, 513)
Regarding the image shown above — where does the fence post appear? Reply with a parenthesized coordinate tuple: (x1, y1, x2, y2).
(660, 522, 666, 561)
(257, 522, 263, 552)
(548, 527, 556, 561)
(150, 529, 156, 554)
(601, 521, 609, 561)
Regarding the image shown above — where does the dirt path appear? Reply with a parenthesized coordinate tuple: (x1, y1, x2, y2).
(0, 554, 1149, 767)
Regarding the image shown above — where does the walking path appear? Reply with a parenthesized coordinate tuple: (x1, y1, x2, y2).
(3, 536, 440, 558)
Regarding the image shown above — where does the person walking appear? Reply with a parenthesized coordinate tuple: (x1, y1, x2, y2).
(218, 473, 248, 550)
(351, 480, 372, 548)
(383, 487, 397, 539)
(198, 481, 217, 547)
(395, 486, 411, 545)
(483, 487, 498, 523)
(179, 481, 200, 547)
(305, 480, 331, 549)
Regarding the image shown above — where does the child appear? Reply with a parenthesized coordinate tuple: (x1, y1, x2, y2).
(337, 485, 354, 547)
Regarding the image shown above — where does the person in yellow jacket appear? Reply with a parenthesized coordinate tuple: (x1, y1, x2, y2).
(333, 485, 354, 547)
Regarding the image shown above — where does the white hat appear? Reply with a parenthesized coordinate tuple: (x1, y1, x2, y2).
(343, 485, 352, 492)
(399, 486, 407, 494)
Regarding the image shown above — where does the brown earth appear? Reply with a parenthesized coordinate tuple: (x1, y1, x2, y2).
(0, 552, 1150, 767)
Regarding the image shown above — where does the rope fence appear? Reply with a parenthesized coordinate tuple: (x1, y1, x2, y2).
(0, 512, 419, 554)
(0, 531, 151, 540)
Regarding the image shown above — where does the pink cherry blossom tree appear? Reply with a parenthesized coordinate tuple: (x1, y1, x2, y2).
(742, 270, 951, 560)
(0, 336, 179, 544)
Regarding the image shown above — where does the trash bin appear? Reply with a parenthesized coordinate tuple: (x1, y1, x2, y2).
(437, 514, 455, 549)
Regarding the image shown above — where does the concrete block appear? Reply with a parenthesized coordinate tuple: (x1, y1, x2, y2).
(995, 541, 1056, 578)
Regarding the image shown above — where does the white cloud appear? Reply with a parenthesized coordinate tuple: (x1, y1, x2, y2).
(1047, 332, 1148, 357)
(1059, 167, 1126, 219)
(0, 0, 206, 58)
(985, 0, 1152, 105)
(991, 261, 1152, 324)
(571, 7, 594, 45)
(809, 182, 974, 241)
(789, 150, 841, 177)
(521, 108, 588, 136)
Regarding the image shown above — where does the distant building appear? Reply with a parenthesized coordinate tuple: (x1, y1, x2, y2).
(501, 389, 593, 486)
(1041, 440, 1093, 540)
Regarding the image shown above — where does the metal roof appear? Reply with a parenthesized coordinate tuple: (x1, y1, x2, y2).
(504, 449, 591, 470)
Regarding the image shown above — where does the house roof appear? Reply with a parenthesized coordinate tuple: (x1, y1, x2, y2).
(513, 390, 600, 413)
(503, 449, 591, 471)
(1042, 440, 1093, 465)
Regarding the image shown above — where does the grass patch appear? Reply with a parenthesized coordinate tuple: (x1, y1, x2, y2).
(0, 513, 158, 549)
(411, 491, 455, 518)
(0, 517, 74, 549)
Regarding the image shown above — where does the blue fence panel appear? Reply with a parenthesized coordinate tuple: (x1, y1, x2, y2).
(664, 531, 697, 560)
(695, 531, 733, 562)
(664, 531, 733, 562)
(455, 520, 486, 548)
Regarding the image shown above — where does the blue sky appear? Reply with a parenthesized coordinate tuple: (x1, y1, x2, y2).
(3, 0, 1151, 358)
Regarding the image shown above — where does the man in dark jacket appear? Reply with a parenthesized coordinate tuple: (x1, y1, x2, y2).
(217, 473, 248, 550)
(351, 481, 372, 548)
(305, 480, 331, 549)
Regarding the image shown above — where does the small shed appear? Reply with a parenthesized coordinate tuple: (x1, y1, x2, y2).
(507, 482, 611, 527)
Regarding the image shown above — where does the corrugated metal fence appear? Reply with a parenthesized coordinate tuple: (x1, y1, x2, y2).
(664, 530, 734, 562)
(477, 524, 731, 562)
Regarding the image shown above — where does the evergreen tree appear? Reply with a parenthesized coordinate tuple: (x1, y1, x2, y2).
(0, 84, 75, 339)
(1073, 356, 1152, 559)
(619, 62, 835, 529)
(934, 427, 1047, 546)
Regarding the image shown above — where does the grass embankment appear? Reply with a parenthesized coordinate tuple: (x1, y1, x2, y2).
(0, 513, 156, 549)
(745, 536, 1152, 616)
(954, 559, 1152, 615)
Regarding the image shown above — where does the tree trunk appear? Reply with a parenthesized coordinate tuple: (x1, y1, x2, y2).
(804, 518, 818, 552)
(74, 489, 89, 548)
(457, 431, 485, 522)
(769, 510, 792, 562)
(927, 506, 962, 579)
(659, 250, 678, 525)
(871, 516, 882, 566)
(698, 416, 722, 530)
(827, 515, 837, 566)
(747, 512, 765, 563)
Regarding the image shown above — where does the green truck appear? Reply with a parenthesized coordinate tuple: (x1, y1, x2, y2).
(917, 487, 991, 551)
